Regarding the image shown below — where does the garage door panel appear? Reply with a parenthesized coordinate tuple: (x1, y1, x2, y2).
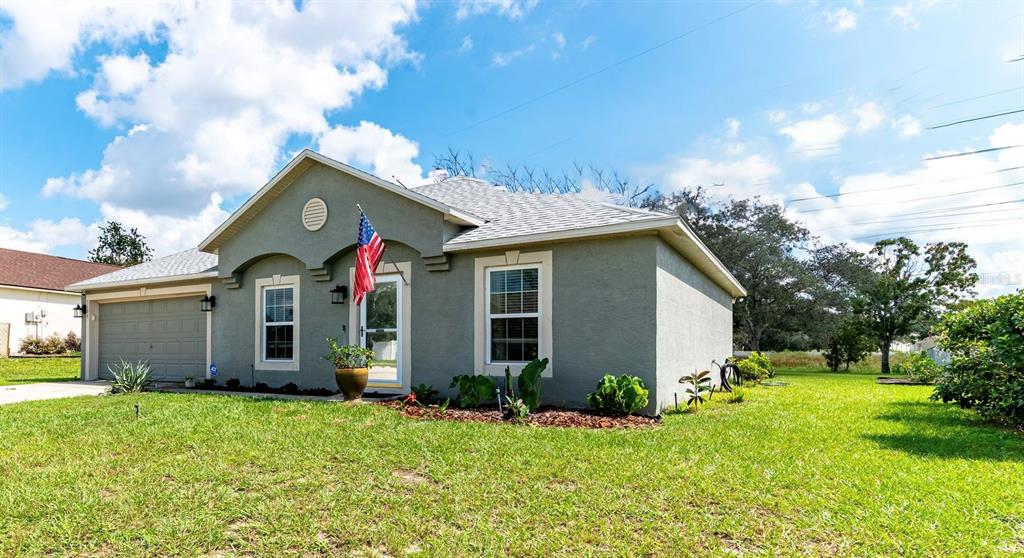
(98, 297, 207, 381)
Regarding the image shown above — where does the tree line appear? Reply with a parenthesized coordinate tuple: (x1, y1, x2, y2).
(434, 150, 979, 373)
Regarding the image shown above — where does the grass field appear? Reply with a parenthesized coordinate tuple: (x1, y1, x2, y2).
(1, 369, 1021, 556)
(0, 357, 80, 385)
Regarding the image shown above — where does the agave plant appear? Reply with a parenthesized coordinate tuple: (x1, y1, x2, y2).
(109, 359, 152, 393)
(679, 369, 713, 411)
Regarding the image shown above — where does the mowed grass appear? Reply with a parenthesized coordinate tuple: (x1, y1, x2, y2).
(1, 371, 1022, 557)
(0, 357, 80, 385)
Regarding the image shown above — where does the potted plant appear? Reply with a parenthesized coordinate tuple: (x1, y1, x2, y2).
(184, 377, 196, 389)
(323, 337, 374, 401)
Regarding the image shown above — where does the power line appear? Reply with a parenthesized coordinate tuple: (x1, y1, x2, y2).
(926, 86, 1023, 110)
(784, 166, 1023, 204)
(923, 145, 1022, 161)
(851, 219, 1024, 240)
(927, 108, 1024, 130)
(895, 198, 1024, 217)
(438, 0, 764, 139)
(792, 181, 1024, 214)
(816, 206, 1024, 231)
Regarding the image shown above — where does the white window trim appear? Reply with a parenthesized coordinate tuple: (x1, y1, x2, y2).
(348, 261, 412, 393)
(474, 250, 553, 377)
(254, 274, 300, 371)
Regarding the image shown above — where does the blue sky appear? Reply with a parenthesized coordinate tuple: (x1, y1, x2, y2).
(1, 0, 1021, 293)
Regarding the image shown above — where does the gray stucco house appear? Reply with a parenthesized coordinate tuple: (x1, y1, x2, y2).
(69, 150, 745, 414)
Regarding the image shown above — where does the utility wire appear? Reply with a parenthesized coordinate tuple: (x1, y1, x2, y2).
(927, 108, 1024, 130)
(926, 86, 1023, 110)
(923, 145, 1022, 161)
(438, 0, 764, 139)
(792, 181, 1024, 214)
(854, 219, 1024, 241)
(816, 206, 1024, 231)
(784, 166, 1023, 203)
(894, 198, 1024, 217)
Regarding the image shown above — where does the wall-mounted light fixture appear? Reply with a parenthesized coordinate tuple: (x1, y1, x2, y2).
(330, 284, 348, 305)
(73, 304, 87, 318)
(200, 295, 216, 312)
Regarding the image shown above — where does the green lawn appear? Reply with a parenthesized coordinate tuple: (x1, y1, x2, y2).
(1, 370, 1021, 556)
(0, 357, 80, 385)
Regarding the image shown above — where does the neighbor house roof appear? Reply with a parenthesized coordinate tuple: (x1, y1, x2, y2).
(198, 149, 485, 253)
(67, 249, 219, 291)
(0, 248, 121, 292)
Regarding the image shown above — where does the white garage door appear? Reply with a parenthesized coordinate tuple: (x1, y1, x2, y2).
(97, 297, 207, 381)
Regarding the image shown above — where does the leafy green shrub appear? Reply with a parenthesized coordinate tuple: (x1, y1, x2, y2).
(322, 337, 374, 368)
(411, 383, 438, 404)
(892, 352, 942, 383)
(450, 374, 497, 408)
(679, 370, 712, 412)
(931, 292, 1024, 425)
(109, 359, 151, 393)
(515, 358, 548, 411)
(587, 374, 650, 416)
(823, 320, 874, 371)
(734, 351, 774, 384)
(225, 378, 241, 390)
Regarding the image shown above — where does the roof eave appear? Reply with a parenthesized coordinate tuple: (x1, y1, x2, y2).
(67, 271, 220, 293)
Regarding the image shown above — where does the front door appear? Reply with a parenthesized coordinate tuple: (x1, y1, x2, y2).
(360, 274, 402, 387)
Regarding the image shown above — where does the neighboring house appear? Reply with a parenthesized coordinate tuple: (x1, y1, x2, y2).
(0, 248, 120, 357)
(69, 150, 745, 413)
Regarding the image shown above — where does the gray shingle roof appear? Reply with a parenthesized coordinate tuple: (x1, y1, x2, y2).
(414, 178, 669, 246)
(68, 248, 218, 289)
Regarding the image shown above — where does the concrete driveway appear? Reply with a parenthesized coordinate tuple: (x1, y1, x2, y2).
(0, 381, 111, 405)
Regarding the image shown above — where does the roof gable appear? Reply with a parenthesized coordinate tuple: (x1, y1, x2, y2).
(198, 150, 485, 254)
(0, 248, 121, 292)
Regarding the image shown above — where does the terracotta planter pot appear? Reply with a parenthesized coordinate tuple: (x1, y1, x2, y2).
(335, 367, 369, 401)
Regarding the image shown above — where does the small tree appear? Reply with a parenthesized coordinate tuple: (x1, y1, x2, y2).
(88, 221, 153, 266)
(823, 318, 873, 371)
(853, 238, 977, 374)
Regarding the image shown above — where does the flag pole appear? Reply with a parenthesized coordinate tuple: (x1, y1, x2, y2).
(356, 204, 409, 286)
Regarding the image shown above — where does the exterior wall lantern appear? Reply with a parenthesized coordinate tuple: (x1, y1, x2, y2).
(200, 295, 216, 312)
(330, 285, 348, 305)
(73, 304, 87, 318)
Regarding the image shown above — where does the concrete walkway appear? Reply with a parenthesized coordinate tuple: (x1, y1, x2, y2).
(0, 381, 111, 405)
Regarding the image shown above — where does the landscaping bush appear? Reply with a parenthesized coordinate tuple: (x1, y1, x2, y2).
(892, 352, 942, 383)
(225, 378, 241, 390)
(823, 320, 873, 371)
(930, 291, 1024, 426)
(19, 333, 70, 355)
(63, 331, 81, 353)
(587, 374, 649, 416)
(735, 351, 774, 384)
(450, 374, 497, 407)
(411, 383, 439, 404)
(109, 359, 152, 393)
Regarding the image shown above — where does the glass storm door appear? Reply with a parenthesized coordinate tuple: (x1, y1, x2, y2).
(360, 275, 401, 386)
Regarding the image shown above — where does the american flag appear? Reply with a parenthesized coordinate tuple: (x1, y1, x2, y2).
(353, 209, 386, 306)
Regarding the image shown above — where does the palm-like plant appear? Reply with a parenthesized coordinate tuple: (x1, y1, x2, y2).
(679, 369, 713, 412)
(109, 359, 152, 393)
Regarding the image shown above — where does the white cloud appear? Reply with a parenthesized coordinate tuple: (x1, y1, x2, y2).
(854, 102, 885, 132)
(552, 32, 566, 50)
(96, 195, 230, 257)
(0, 193, 8, 212)
(492, 44, 534, 67)
(0, 217, 93, 254)
(7, 1, 421, 255)
(779, 114, 849, 155)
(459, 35, 474, 53)
(660, 154, 781, 201)
(580, 35, 596, 50)
(889, 1, 936, 30)
(317, 121, 424, 187)
(824, 7, 858, 32)
(455, 0, 538, 21)
(801, 101, 823, 115)
(725, 118, 741, 138)
(766, 110, 788, 123)
(785, 123, 1024, 296)
(893, 114, 922, 137)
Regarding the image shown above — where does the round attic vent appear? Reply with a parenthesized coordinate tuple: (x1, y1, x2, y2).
(301, 198, 328, 231)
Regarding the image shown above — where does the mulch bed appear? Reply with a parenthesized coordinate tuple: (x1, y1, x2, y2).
(381, 401, 661, 429)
